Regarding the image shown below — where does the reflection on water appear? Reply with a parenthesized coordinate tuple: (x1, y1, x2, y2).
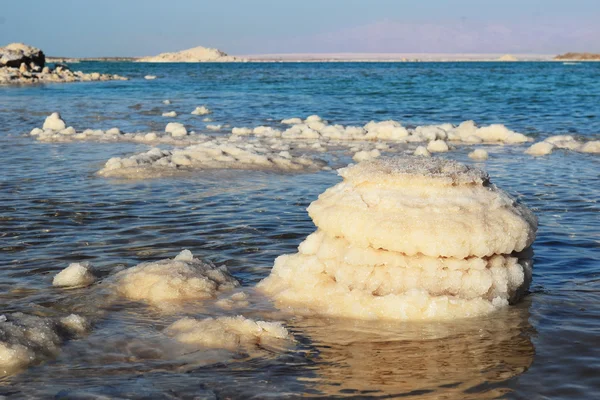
(293, 302, 534, 399)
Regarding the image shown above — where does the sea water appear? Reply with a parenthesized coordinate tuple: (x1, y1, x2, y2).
(0, 61, 599, 398)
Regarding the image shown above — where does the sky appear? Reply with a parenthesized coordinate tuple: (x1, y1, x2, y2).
(1, 0, 598, 57)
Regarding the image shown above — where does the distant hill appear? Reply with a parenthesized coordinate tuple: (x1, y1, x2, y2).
(555, 52, 600, 61)
(137, 46, 243, 63)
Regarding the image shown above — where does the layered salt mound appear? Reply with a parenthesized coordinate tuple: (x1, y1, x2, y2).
(165, 316, 290, 351)
(259, 157, 537, 320)
(0, 313, 88, 376)
(111, 250, 239, 306)
(98, 141, 327, 179)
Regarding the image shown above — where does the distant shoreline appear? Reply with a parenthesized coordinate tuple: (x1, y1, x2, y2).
(45, 53, 600, 63)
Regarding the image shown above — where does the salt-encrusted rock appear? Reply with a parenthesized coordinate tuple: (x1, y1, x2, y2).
(469, 149, 489, 160)
(42, 112, 66, 131)
(191, 106, 211, 115)
(413, 146, 431, 157)
(427, 140, 449, 153)
(97, 140, 328, 179)
(110, 250, 239, 306)
(165, 122, 187, 137)
(259, 157, 537, 321)
(578, 141, 600, 153)
(162, 111, 177, 117)
(0, 43, 45, 68)
(53, 262, 96, 287)
(165, 315, 290, 351)
(162, 99, 171, 105)
(144, 75, 157, 80)
(0, 313, 89, 376)
(525, 142, 554, 156)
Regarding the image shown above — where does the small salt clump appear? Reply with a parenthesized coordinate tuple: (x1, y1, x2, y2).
(413, 146, 431, 157)
(165, 122, 187, 137)
(162, 111, 177, 117)
(144, 75, 157, 80)
(191, 106, 211, 115)
(42, 112, 66, 131)
(110, 250, 239, 306)
(162, 99, 171, 105)
(525, 142, 554, 156)
(53, 262, 96, 287)
(427, 140, 449, 153)
(165, 315, 290, 351)
(259, 157, 537, 321)
(353, 149, 381, 162)
(469, 149, 489, 160)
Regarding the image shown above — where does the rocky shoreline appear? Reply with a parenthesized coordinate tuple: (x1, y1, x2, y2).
(0, 43, 127, 85)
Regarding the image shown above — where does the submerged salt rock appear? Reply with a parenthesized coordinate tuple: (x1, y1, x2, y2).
(469, 149, 489, 160)
(165, 315, 290, 351)
(191, 106, 211, 115)
(162, 111, 177, 117)
(42, 112, 66, 131)
(308, 157, 537, 258)
(53, 262, 96, 287)
(578, 141, 600, 153)
(111, 250, 239, 305)
(0, 312, 85, 376)
(525, 142, 554, 156)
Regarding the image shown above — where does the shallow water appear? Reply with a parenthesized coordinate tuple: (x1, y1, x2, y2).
(0, 62, 599, 398)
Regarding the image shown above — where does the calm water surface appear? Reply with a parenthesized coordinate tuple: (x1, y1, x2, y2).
(0, 62, 599, 398)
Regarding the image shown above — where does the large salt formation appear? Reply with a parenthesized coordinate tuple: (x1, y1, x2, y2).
(259, 157, 537, 320)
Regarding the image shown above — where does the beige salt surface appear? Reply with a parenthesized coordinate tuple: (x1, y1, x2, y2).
(308, 158, 537, 258)
(109, 250, 239, 307)
(165, 315, 292, 352)
(259, 157, 537, 321)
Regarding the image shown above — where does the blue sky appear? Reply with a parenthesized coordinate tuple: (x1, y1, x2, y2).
(1, 0, 598, 56)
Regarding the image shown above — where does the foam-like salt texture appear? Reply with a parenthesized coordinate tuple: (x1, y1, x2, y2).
(98, 140, 327, 179)
(165, 316, 290, 351)
(259, 157, 537, 320)
(309, 158, 536, 258)
(0, 313, 88, 376)
(110, 250, 239, 306)
(53, 262, 96, 287)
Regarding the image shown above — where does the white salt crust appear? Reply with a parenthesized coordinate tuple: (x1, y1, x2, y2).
(110, 250, 239, 306)
(259, 157, 537, 321)
(98, 140, 327, 179)
(525, 135, 600, 155)
(165, 316, 290, 351)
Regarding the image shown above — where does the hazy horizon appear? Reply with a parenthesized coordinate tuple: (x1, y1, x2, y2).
(1, 0, 599, 57)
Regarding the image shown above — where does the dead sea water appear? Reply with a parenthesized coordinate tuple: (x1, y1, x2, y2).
(0, 62, 599, 398)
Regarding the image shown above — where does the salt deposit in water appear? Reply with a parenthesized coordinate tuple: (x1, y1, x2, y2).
(0, 313, 89, 376)
(165, 315, 291, 352)
(109, 250, 239, 306)
(469, 149, 489, 160)
(258, 157, 537, 320)
(162, 111, 177, 117)
(53, 262, 96, 288)
(98, 139, 327, 179)
(191, 106, 211, 115)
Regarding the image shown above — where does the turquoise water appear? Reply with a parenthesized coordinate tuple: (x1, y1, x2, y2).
(0, 62, 599, 398)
